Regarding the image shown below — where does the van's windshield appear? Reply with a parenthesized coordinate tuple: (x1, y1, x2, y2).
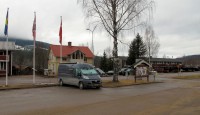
(75, 64, 98, 75)
(81, 69, 98, 75)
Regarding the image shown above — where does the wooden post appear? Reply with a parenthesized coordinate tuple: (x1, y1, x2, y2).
(134, 68, 136, 83)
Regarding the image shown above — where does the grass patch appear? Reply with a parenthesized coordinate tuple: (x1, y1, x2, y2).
(173, 75, 200, 80)
(102, 79, 160, 88)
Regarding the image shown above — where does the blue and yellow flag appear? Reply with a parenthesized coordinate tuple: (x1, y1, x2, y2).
(4, 8, 9, 36)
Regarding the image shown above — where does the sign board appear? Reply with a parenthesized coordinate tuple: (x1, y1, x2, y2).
(136, 67, 148, 76)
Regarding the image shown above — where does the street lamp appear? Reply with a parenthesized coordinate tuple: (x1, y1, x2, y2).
(86, 25, 97, 54)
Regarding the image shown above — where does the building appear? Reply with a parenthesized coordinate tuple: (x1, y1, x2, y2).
(0, 42, 15, 76)
(150, 58, 182, 73)
(118, 56, 128, 68)
(48, 42, 94, 76)
(111, 56, 182, 73)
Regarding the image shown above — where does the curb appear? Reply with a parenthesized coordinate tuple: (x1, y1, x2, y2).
(0, 83, 59, 90)
(102, 81, 163, 88)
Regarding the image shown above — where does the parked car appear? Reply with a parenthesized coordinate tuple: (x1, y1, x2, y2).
(118, 68, 128, 75)
(125, 68, 133, 75)
(58, 63, 102, 89)
(107, 70, 114, 75)
(95, 68, 107, 77)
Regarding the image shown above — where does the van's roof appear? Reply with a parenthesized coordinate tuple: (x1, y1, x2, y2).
(60, 62, 78, 64)
(59, 63, 94, 69)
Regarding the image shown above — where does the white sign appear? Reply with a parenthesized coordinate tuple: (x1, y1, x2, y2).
(136, 67, 148, 76)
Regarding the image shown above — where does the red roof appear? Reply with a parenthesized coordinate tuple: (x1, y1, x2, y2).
(50, 45, 94, 58)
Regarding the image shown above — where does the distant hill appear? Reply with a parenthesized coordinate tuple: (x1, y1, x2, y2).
(0, 37, 50, 49)
(177, 55, 200, 66)
(177, 55, 200, 60)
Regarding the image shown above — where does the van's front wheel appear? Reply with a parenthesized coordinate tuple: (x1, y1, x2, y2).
(79, 82, 84, 90)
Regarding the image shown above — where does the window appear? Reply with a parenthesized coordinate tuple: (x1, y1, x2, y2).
(73, 53, 75, 59)
(76, 51, 79, 59)
(84, 57, 87, 62)
(62, 57, 67, 61)
(2, 62, 5, 70)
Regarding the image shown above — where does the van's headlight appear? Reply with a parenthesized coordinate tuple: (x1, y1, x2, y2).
(82, 75, 89, 79)
(98, 75, 101, 79)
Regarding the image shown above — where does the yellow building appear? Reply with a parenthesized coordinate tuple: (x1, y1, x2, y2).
(48, 42, 94, 76)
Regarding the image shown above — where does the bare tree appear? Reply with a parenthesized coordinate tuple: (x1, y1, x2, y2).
(144, 25, 160, 64)
(78, 0, 154, 82)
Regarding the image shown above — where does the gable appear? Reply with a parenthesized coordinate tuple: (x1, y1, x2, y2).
(50, 45, 94, 58)
(133, 60, 151, 68)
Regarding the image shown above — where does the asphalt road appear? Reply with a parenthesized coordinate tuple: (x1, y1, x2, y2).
(0, 72, 200, 115)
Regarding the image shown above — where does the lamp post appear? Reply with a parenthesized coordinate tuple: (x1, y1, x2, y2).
(86, 25, 97, 54)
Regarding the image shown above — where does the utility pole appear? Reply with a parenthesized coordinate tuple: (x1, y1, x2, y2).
(86, 25, 97, 54)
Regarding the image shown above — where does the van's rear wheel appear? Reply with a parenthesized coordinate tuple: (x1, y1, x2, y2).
(59, 79, 63, 86)
(79, 82, 84, 89)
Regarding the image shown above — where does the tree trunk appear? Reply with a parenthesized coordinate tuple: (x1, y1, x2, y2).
(112, 1, 118, 82)
(149, 46, 150, 64)
(112, 30, 119, 82)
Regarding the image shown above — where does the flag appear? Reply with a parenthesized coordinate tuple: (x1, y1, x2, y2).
(59, 17, 62, 44)
(4, 8, 9, 36)
(32, 12, 36, 39)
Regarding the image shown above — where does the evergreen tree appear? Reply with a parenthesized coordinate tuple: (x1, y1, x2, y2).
(107, 57, 113, 71)
(100, 51, 108, 72)
(127, 33, 147, 65)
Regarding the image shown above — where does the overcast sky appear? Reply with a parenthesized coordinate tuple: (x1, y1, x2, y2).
(0, 0, 199, 58)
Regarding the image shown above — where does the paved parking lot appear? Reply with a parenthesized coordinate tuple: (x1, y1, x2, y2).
(0, 72, 198, 115)
(0, 72, 199, 115)
(0, 72, 200, 86)
(0, 75, 58, 85)
(0, 74, 142, 86)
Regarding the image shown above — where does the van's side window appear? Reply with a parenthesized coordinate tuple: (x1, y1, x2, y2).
(74, 69, 80, 77)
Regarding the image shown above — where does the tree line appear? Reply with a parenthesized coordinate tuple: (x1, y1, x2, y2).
(100, 31, 160, 72)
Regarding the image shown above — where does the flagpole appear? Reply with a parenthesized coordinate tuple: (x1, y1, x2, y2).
(33, 12, 36, 84)
(4, 8, 9, 86)
(33, 34, 35, 84)
(60, 43, 62, 63)
(60, 16, 62, 63)
(6, 35, 8, 86)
